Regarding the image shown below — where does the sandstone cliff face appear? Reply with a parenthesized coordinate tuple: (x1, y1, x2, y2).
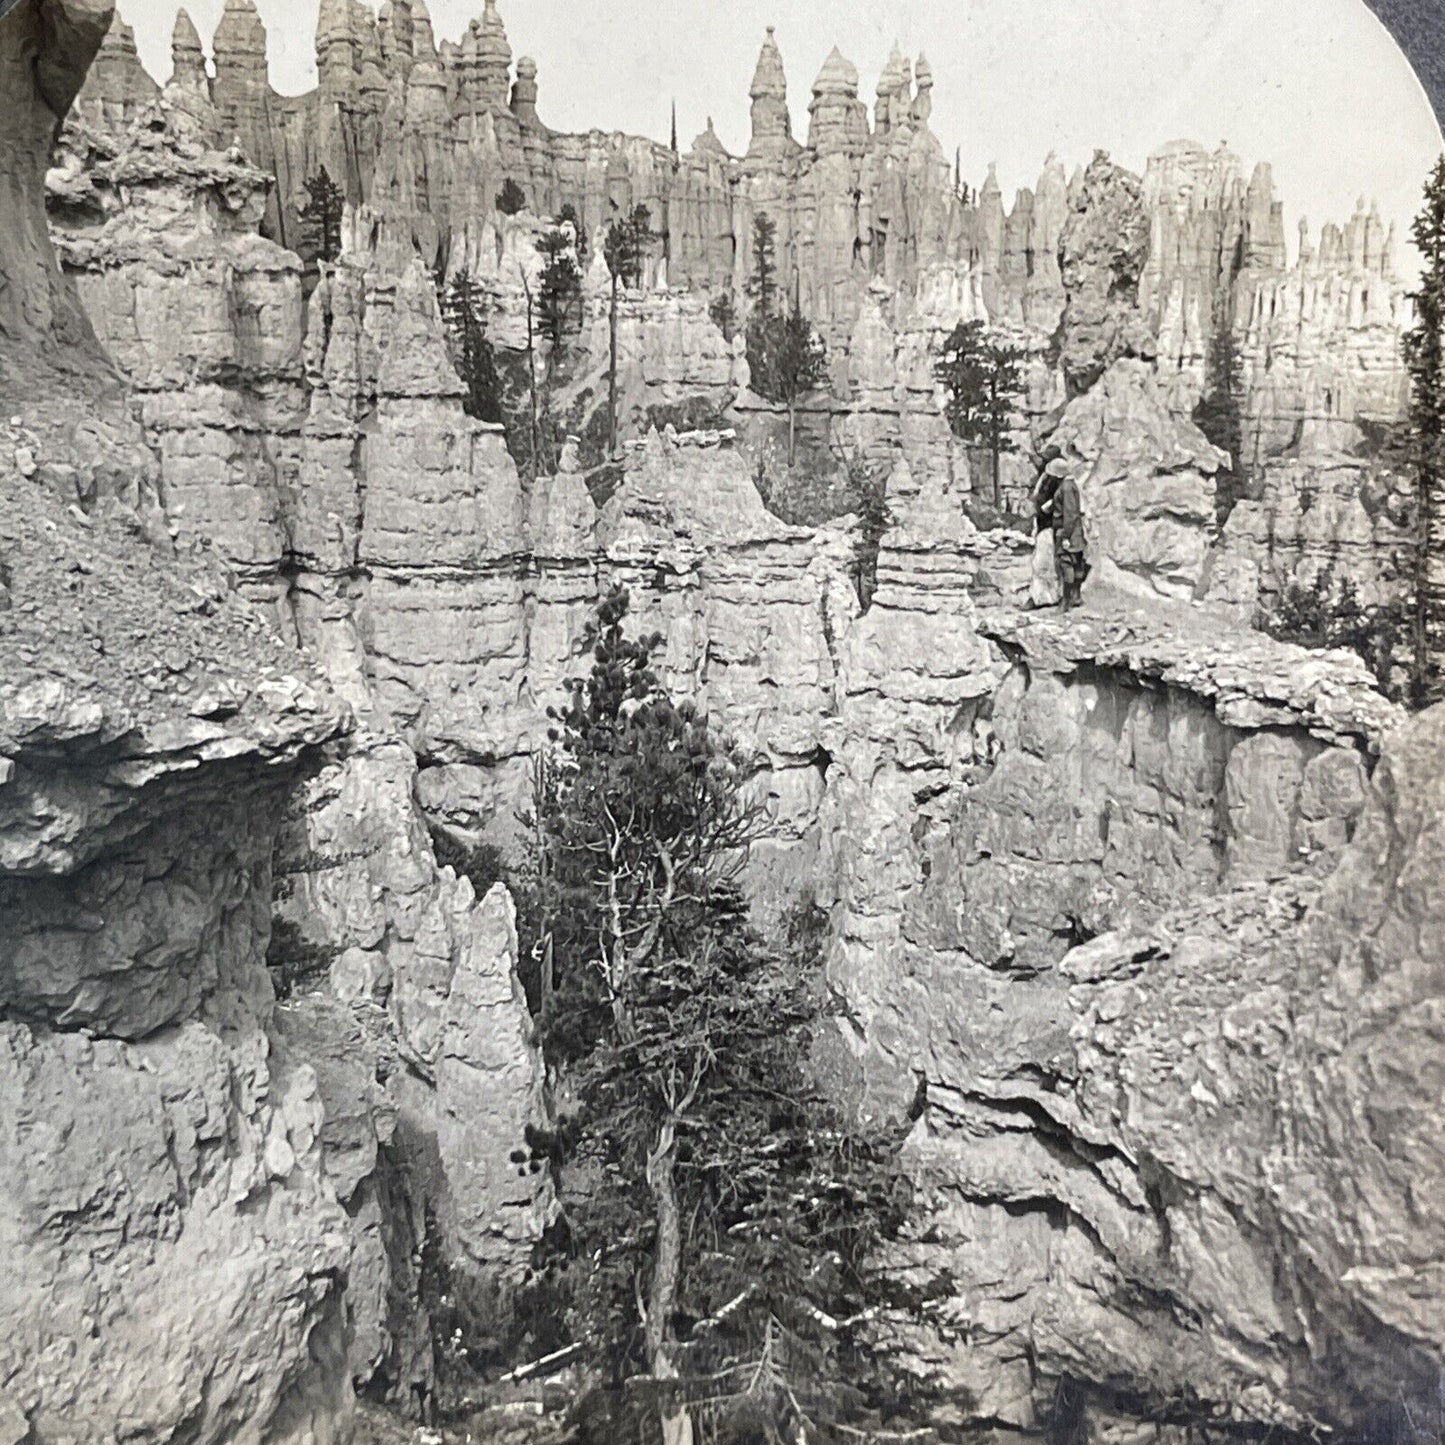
(1045, 359, 1224, 600)
(877, 683, 1445, 1436)
(16, 7, 1445, 1443)
(0, 434, 360, 1441)
(0, 16, 363, 1435)
(61, 4, 1417, 609)
(4, 10, 553, 1433)
(814, 600, 1414, 1435)
(1207, 441, 1416, 621)
(0, 0, 112, 353)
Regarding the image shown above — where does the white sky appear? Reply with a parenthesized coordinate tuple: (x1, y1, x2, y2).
(118, 0, 1442, 266)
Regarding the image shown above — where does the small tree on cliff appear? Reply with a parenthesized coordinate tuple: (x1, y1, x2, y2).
(747, 302, 829, 466)
(1194, 317, 1248, 524)
(746, 213, 780, 318)
(1193, 232, 1251, 525)
(557, 201, 590, 266)
(537, 218, 584, 351)
(497, 177, 527, 215)
(534, 587, 907, 1444)
(933, 320, 1028, 508)
(708, 289, 738, 344)
(300, 166, 346, 264)
(1405, 156, 1445, 707)
(440, 268, 503, 424)
(603, 204, 656, 456)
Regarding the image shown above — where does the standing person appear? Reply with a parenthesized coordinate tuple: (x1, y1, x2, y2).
(1030, 468, 1063, 608)
(1052, 467, 1088, 609)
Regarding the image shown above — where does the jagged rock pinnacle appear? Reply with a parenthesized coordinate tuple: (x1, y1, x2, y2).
(747, 26, 793, 157)
(171, 8, 207, 87)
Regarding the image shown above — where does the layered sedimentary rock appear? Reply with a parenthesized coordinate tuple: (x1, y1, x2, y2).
(22, 8, 1445, 1443)
(1206, 438, 1416, 618)
(1057, 152, 1159, 397)
(51, 96, 307, 586)
(271, 740, 554, 1396)
(815, 600, 1412, 1433)
(63, 3, 1416, 592)
(1044, 359, 1225, 599)
(6, 11, 553, 1434)
(0, 0, 114, 352)
(1141, 141, 1410, 436)
(0, 426, 358, 1440)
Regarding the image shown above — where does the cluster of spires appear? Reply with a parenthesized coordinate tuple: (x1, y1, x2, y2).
(91, 0, 1398, 281)
(101, 1, 945, 166)
(742, 24, 937, 162)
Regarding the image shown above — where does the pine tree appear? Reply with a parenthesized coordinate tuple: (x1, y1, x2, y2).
(708, 290, 738, 344)
(746, 301, 828, 466)
(557, 202, 589, 266)
(537, 220, 583, 351)
(602, 204, 655, 456)
(497, 177, 527, 215)
(1194, 313, 1248, 524)
(745, 213, 779, 318)
(933, 320, 1028, 508)
(299, 166, 346, 264)
(533, 587, 907, 1444)
(439, 269, 502, 424)
(1405, 155, 1445, 707)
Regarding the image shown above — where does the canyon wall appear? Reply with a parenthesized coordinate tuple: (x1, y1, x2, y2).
(9, 4, 1445, 1441)
(81, 2, 1411, 444)
(1, 7, 552, 1436)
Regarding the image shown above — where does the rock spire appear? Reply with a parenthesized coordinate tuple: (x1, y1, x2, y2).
(747, 26, 793, 160)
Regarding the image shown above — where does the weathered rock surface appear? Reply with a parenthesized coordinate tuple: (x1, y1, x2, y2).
(1045, 359, 1225, 599)
(814, 598, 1429, 1436)
(0, 0, 113, 352)
(1057, 153, 1157, 397)
(12, 7, 1443, 1444)
(866, 686, 1445, 1436)
(0, 454, 361, 1440)
(3, 9, 551, 1435)
(1205, 434, 1415, 624)
(271, 738, 554, 1395)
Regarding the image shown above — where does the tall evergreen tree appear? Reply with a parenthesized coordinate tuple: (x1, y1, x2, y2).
(299, 166, 346, 264)
(933, 320, 1028, 508)
(1405, 155, 1445, 707)
(557, 202, 589, 266)
(537, 219, 583, 351)
(534, 587, 906, 1445)
(1194, 311, 1248, 524)
(745, 213, 779, 318)
(603, 204, 655, 456)
(440, 268, 503, 424)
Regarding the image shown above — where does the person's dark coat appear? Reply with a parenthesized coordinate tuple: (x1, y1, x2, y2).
(1053, 476, 1086, 556)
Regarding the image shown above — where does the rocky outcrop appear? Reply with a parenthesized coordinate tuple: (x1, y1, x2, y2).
(17, 9, 1443, 1443)
(50, 97, 307, 587)
(0, 431, 359, 1440)
(815, 601, 1414, 1434)
(871, 681, 1445, 1437)
(271, 740, 554, 1397)
(1057, 152, 1157, 397)
(1141, 141, 1411, 436)
(5, 9, 553, 1434)
(1206, 439, 1416, 620)
(0, 0, 113, 352)
(1045, 359, 1225, 600)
